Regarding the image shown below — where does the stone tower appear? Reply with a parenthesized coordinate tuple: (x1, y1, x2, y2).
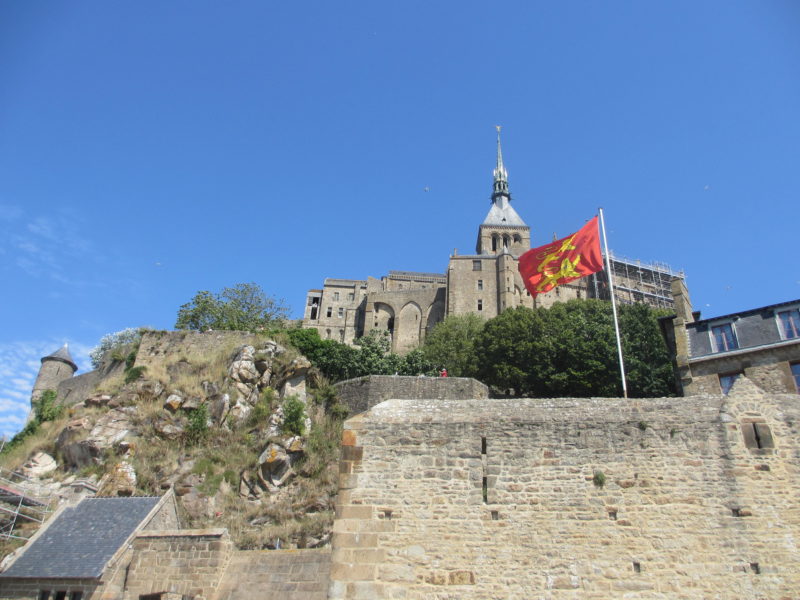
(475, 126, 531, 256)
(31, 344, 77, 411)
(446, 127, 535, 319)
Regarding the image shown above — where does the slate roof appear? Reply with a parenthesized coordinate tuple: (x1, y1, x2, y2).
(481, 199, 527, 227)
(42, 344, 78, 371)
(0, 496, 161, 579)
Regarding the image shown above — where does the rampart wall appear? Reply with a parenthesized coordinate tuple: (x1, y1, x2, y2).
(334, 376, 488, 416)
(134, 330, 257, 370)
(330, 377, 800, 599)
(55, 362, 125, 406)
(123, 529, 233, 600)
(215, 549, 331, 600)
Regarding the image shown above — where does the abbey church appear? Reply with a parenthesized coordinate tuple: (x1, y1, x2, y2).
(302, 132, 683, 353)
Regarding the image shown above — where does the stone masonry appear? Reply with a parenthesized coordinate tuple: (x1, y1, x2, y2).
(214, 549, 331, 600)
(123, 530, 233, 600)
(334, 376, 488, 416)
(330, 377, 800, 599)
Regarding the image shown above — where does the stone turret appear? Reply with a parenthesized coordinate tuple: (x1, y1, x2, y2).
(31, 344, 78, 415)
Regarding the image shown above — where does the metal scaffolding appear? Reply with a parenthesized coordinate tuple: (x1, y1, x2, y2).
(591, 251, 684, 309)
(0, 467, 55, 541)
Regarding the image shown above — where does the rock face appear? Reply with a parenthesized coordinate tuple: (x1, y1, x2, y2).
(12, 332, 323, 544)
(97, 461, 137, 496)
(56, 407, 138, 470)
(18, 452, 57, 478)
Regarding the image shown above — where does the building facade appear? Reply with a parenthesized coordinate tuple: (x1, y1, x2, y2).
(661, 278, 800, 396)
(303, 132, 684, 353)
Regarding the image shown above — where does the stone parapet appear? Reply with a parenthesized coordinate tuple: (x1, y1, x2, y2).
(334, 375, 488, 416)
(215, 548, 331, 600)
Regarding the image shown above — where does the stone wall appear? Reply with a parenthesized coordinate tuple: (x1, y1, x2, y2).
(334, 376, 488, 416)
(55, 362, 125, 406)
(215, 549, 331, 600)
(123, 529, 233, 600)
(134, 330, 257, 370)
(329, 377, 800, 599)
(0, 578, 101, 600)
(685, 342, 800, 395)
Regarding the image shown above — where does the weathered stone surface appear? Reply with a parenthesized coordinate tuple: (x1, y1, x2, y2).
(163, 393, 183, 412)
(18, 452, 57, 478)
(181, 396, 201, 411)
(280, 374, 307, 404)
(208, 393, 231, 425)
(84, 393, 112, 408)
(334, 375, 489, 416)
(228, 345, 260, 384)
(57, 409, 136, 468)
(153, 419, 183, 440)
(258, 441, 301, 487)
(328, 384, 800, 599)
(275, 356, 311, 394)
(227, 397, 252, 423)
(136, 378, 164, 400)
(97, 461, 137, 496)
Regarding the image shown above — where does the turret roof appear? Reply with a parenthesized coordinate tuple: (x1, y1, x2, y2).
(42, 343, 78, 371)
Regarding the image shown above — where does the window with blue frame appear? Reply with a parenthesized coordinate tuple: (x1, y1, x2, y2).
(719, 372, 741, 395)
(712, 323, 738, 352)
(778, 309, 800, 339)
(791, 363, 800, 393)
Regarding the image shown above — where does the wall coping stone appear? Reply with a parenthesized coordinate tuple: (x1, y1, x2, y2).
(135, 528, 228, 539)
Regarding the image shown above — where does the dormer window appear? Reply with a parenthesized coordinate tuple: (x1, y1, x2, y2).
(712, 323, 738, 352)
(778, 308, 800, 339)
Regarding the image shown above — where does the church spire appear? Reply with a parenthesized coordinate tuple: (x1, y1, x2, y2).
(492, 125, 510, 200)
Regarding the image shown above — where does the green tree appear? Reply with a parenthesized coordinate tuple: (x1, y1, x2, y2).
(175, 283, 289, 332)
(422, 314, 486, 377)
(284, 327, 436, 381)
(474, 300, 676, 398)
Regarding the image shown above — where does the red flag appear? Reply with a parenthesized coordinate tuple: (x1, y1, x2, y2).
(518, 216, 603, 296)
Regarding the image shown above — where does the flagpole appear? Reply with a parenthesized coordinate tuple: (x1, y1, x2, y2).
(598, 208, 628, 398)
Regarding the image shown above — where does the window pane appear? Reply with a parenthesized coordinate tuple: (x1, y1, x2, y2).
(779, 309, 800, 339)
(791, 363, 800, 393)
(719, 373, 740, 394)
(712, 324, 738, 351)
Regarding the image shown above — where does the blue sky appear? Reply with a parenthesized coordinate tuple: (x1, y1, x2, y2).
(2, 2, 799, 438)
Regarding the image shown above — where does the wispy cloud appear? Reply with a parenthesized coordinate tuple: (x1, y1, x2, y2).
(0, 339, 94, 440)
(0, 205, 97, 284)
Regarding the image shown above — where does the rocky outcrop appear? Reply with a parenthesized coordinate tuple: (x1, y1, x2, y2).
(56, 407, 137, 469)
(18, 452, 57, 479)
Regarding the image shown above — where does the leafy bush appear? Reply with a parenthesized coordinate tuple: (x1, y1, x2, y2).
(593, 470, 606, 488)
(248, 388, 276, 427)
(285, 327, 436, 383)
(282, 395, 306, 436)
(89, 327, 145, 368)
(185, 404, 209, 445)
(34, 390, 63, 423)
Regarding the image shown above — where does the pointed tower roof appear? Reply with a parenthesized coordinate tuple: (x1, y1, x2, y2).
(42, 343, 78, 372)
(481, 126, 527, 227)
